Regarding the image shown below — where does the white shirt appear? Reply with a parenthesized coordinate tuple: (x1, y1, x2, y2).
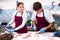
(9, 10, 28, 30)
(31, 9, 55, 23)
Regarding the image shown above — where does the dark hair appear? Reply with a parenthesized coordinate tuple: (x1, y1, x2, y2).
(33, 2, 42, 11)
(58, 3, 60, 6)
(17, 2, 24, 7)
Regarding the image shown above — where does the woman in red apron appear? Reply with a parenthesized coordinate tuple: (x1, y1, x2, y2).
(8, 2, 27, 33)
(32, 2, 55, 33)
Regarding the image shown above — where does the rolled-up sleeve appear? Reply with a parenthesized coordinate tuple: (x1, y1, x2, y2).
(8, 11, 16, 25)
(45, 10, 55, 23)
(31, 11, 36, 21)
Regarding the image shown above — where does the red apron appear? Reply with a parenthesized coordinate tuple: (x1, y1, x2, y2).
(36, 10, 49, 31)
(14, 13, 27, 33)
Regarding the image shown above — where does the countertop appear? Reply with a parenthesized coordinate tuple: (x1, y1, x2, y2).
(12, 31, 60, 40)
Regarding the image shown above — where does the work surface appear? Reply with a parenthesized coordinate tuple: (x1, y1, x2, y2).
(12, 31, 60, 40)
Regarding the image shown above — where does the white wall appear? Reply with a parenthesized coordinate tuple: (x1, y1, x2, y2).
(0, 0, 16, 9)
(19, 0, 60, 11)
(0, 0, 60, 10)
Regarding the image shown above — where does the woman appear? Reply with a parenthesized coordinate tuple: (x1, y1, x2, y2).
(7, 2, 28, 33)
(32, 2, 55, 33)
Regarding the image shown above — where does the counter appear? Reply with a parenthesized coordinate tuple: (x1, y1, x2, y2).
(12, 31, 60, 40)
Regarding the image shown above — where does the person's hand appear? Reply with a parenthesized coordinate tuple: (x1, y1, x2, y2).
(39, 27, 46, 33)
(6, 24, 12, 29)
(32, 25, 37, 31)
(8, 29, 15, 32)
(53, 32, 57, 37)
(6, 24, 10, 27)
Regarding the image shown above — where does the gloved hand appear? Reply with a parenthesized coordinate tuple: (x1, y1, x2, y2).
(8, 29, 15, 32)
(53, 32, 57, 37)
(6, 24, 10, 27)
(39, 27, 46, 33)
(33, 25, 37, 31)
(6, 24, 12, 29)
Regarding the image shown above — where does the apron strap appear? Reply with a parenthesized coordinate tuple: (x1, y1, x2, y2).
(15, 12, 18, 16)
(42, 9, 44, 17)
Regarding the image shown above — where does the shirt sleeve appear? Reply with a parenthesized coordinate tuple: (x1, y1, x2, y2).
(15, 11, 28, 30)
(31, 11, 36, 21)
(8, 11, 16, 25)
(45, 10, 55, 23)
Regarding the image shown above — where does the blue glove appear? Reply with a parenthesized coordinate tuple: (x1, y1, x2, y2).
(6, 24, 12, 29)
(33, 25, 37, 31)
(6, 24, 10, 27)
(53, 32, 57, 37)
(8, 29, 15, 32)
(39, 27, 46, 33)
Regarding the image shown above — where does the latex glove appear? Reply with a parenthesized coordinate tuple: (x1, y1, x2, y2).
(53, 32, 57, 37)
(6, 24, 12, 29)
(39, 27, 46, 33)
(6, 24, 10, 27)
(8, 29, 15, 32)
(33, 25, 37, 31)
